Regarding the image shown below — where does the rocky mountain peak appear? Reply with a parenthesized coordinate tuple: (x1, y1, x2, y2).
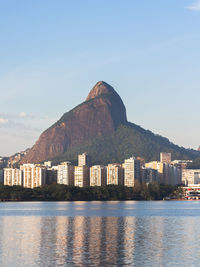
(86, 81, 117, 101)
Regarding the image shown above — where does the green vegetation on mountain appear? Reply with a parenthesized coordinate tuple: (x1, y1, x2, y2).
(22, 81, 200, 164)
(52, 123, 198, 166)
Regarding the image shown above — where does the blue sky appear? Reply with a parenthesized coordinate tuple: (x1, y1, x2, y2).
(0, 0, 200, 156)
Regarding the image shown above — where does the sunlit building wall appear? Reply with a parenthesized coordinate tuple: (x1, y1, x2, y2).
(74, 166, 90, 187)
(90, 165, 107, 186)
(145, 161, 164, 183)
(4, 168, 23, 186)
(107, 164, 124, 185)
(124, 157, 141, 187)
(57, 162, 74, 185)
(20, 164, 46, 188)
(182, 169, 200, 185)
(78, 153, 88, 167)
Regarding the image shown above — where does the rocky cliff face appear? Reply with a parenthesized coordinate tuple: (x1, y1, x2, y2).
(22, 81, 127, 163)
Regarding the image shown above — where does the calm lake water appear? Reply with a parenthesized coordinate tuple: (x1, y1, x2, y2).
(0, 201, 199, 266)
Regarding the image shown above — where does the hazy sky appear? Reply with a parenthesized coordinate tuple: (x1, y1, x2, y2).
(0, 0, 200, 156)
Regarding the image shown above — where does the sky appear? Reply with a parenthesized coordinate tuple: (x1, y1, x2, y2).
(0, 0, 200, 156)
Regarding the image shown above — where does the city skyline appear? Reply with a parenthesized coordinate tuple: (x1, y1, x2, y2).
(1, 0, 200, 156)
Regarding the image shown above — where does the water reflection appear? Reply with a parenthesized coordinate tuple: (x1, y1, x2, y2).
(0, 206, 200, 266)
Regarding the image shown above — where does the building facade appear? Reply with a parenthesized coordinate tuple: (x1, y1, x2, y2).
(78, 153, 88, 167)
(90, 165, 107, 186)
(182, 169, 200, 185)
(57, 162, 74, 185)
(145, 161, 181, 185)
(124, 157, 141, 187)
(141, 167, 158, 183)
(74, 166, 90, 187)
(4, 168, 23, 186)
(160, 152, 171, 164)
(20, 164, 46, 188)
(107, 164, 124, 185)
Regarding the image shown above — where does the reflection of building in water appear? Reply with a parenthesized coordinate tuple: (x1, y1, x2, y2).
(131, 217, 164, 266)
(73, 216, 85, 264)
(160, 217, 198, 265)
(105, 217, 119, 265)
(88, 217, 102, 266)
(123, 217, 136, 265)
(0, 217, 42, 266)
(55, 217, 69, 266)
(39, 217, 57, 266)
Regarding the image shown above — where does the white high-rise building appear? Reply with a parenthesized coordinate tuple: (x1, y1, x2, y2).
(74, 166, 90, 187)
(57, 162, 74, 185)
(4, 168, 23, 186)
(107, 164, 124, 185)
(90, 165, 107, 186)
(124, 157, 141, 187)
(78, 153, 88, 167)
(20, 164, 46, 188)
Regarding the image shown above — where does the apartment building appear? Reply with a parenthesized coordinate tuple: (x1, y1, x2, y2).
(78, 153, 89, 167)
(57, 162, 74, 185)
(182, 169, 200, 185)
(124, 157, 141, 187)
(107, 164, 124, 185)
(90, 165, 107, 186)
(141, 167, 158, 183)
(4, 168, 23, 186)
(145, 161, 181, 185)
(74, 166, 90, 187)
(20, 164, 46, 188)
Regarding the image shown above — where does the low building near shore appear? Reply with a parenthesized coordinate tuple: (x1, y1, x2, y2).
(182, 169, 200, 185)
(183, 184, 200, 200)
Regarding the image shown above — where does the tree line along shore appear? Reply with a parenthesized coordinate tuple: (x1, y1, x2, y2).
(0, 182, 180, 201)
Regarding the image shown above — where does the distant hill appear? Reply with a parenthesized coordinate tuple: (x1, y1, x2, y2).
(22, 81, 199, 165)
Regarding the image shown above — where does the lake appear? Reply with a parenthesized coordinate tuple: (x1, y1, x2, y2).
(0, 201, 199, 266)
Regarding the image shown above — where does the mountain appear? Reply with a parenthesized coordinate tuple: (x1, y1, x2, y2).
(22, 81, 199, 165)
